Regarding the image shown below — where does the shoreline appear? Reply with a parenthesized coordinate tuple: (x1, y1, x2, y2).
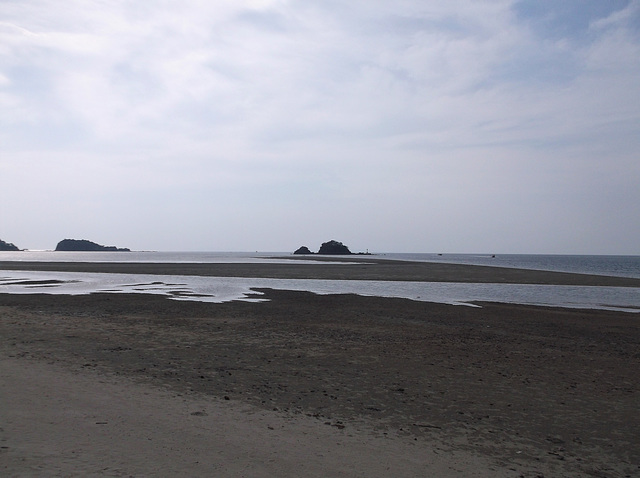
(1, 289, 639, 477)
(2, 258, 640, 286)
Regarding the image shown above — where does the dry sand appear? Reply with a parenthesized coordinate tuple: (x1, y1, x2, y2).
(1, 260, 639, 477)
(0, 357, 511, 477)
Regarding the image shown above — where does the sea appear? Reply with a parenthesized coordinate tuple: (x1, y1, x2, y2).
(1, 251, 639, 312)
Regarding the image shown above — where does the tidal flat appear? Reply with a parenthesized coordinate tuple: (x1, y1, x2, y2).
(1, 260, 639, 477)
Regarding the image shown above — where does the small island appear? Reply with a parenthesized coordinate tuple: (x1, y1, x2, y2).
(293, 246, 314, 255)
(317, 240, 352, 255)
(55, 239, 130, 252)
(294, 240, 370, 255)
(0, 239, 20, 251)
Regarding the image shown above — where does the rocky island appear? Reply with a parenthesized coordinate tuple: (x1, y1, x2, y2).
(294, 240, 360, 255)
(317, 240, 352, 254)
(0, 239, 20, 251)
(293, 246, 314, 255)
(55, 239, 130, 252)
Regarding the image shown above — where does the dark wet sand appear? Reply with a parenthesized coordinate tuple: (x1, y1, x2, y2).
(2, 256, 640, 286)
(1, 260, 639, 477)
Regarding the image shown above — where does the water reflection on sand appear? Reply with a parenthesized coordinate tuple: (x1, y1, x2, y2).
(1, 270, 639, 313)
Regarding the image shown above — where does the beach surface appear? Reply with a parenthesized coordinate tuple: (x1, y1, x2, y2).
(2, 256, 640, 286)
(1, 260, 639, 477)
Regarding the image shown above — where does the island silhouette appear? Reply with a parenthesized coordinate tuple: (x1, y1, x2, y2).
(55, 239, 130, 252)
(0, 239, 20, 251)
(294, 240, 370, 255)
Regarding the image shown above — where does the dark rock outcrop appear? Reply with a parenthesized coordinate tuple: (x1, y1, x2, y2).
(55, 239, 130, 252)
(293, 246, 313, 255)
(0, 239, 20, 251)
(317, 240, 352, 255)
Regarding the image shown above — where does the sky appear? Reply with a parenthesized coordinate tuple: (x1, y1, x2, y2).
(1, 0, 639, 254)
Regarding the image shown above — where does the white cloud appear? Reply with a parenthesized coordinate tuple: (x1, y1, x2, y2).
(1, 0, 639, 252)
(590, 0, 640, 30)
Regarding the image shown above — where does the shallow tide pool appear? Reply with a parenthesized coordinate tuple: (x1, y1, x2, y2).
(1, 270, 639, 313)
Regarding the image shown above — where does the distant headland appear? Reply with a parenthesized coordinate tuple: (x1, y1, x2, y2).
(294, 240, 370, 255)
(0, 239, 20, 251)
(55, 239, 130, 252)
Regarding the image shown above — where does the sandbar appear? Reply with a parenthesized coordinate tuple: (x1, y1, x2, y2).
(1, 256, 640, 286)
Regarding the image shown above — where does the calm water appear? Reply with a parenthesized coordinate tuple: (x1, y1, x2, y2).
(384, 253, 640, 279)
(0, 270, 639, 313)
(1, 252, 639, 312)
(2, 251, 639, 278)
(0, 251, 304, 264)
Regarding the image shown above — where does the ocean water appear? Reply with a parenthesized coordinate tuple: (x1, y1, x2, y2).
(0, 252, 639, 312)
(383, 253, 640, 279)
(0, 251, 309, 264)
(2, 251, 639, 278)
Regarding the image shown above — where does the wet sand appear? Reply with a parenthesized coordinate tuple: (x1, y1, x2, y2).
(1, 260, 639, 476)
(2, 256, 640, 286)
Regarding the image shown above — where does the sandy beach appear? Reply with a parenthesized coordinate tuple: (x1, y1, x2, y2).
(1, 260, 639, 477)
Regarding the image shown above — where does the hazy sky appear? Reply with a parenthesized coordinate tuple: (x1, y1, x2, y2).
(1, 0, 639, 253)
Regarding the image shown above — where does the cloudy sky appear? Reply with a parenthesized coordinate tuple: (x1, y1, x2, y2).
(1, 0, 639, 253)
